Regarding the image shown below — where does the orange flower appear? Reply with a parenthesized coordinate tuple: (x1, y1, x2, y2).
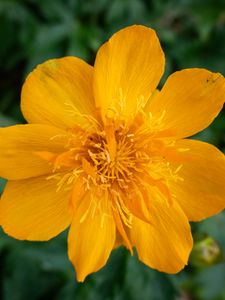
(1, 25, 225, 282)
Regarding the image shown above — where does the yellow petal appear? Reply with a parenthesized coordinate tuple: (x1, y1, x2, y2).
(111, 206, 133, 253)
(68, 193, 116, 282)
(94, 25, 165, 122)
(130, 188, 193, 273)
(0, 175, 73, 240)
(0, 124, 69, 180)
(147, 69, 225, 138)
(21, 57, 95, 130)
(113, 231, 125, 249)
(168, 139, 225, 221)
(123, 184, 151, 224)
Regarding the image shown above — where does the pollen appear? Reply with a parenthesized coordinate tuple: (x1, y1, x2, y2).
(38, 111, 185, 231)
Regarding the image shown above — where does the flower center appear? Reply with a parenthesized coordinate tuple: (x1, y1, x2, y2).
(37, 111, 187, 237)
(81, 122, 150, 191)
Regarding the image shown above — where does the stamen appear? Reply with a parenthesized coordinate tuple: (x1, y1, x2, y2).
(38, 109, 187, 235)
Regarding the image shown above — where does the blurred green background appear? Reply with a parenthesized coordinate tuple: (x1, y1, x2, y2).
(1, 0, 225, 299)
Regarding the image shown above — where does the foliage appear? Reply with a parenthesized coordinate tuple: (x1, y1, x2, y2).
(0, 0, 225, 299)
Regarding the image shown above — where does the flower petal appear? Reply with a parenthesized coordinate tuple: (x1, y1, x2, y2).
(68, 193, 116, 282)
(0, 124, 69, 180)
(130, 188, 193, 273)
(0, 175, 73, 240)
(168, 139, 225, 221)
(147, 69, 225, 138)
(21, 57, 95, 130)
(94, 25, 165, 121)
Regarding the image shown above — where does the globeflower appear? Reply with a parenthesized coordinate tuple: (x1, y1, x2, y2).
(0, 25, 225, 282)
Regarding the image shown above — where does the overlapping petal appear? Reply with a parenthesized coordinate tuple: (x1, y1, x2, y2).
(94, 25, 165, 121)
(168, 139, 225, 221)
(21, 57, 95, 130)
(0, 124, 68, 180)
(68, 194, 116, 282)
(147, 69, 225, 138)
(130, 187, 193, 273)
(0, 175, 73, 240)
